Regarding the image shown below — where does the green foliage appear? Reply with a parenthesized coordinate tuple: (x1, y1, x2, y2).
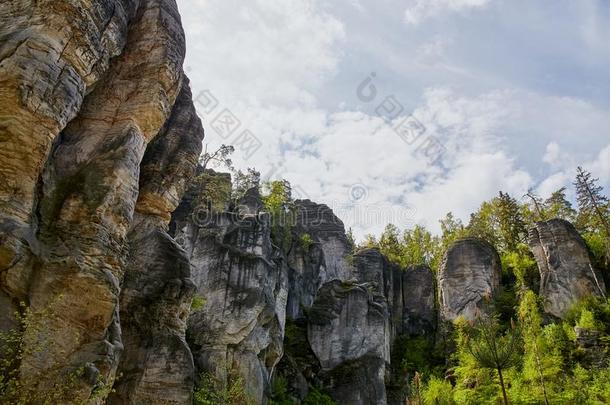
(200, 144, 235, 171)
(564, 296, 610, 334)
(500, 244, 538, 290)
(268, 374, 294, 405)
(193, 171, 232, 211)
(193, 372, 254, 405)
(300, 233, 314, 251)
(459, 313, 521, 405)
(232, 168, 261, 200)
(346, 228, 356, 252)
(262, 180, 296, 252)
(421, 376, 455, 405)
(574, 166, 610, 236)
(0, 301, 114, 404)
(467, 191, 527, 254)
(191, 294, 206, 312)
(376, 223, 440, 269)
(544, 187, 577, 222)
(392, 336, 443, 378)
(303, 387, 336, 405)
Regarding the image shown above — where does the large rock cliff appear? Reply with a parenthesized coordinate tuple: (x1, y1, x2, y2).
(171, 186, 288, 404)
(2, 2, 607, 405)
(0, 0, 203, 402)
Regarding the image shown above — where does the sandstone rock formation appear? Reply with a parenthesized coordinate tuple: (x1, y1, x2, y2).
(172, 186, 288, 403)
(308, 279, 390, 405)
(438, 238, 501, 322)
(285, 200, 355, 320)
(0, 0, 203, 401)
(399, 265, 436, 336)
(108, 78, 204, 404)
(529, 219, 606, 318)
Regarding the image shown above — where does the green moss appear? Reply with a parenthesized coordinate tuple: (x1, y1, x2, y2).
(191, 294, 206, 312)
(300, 233, 314, 251)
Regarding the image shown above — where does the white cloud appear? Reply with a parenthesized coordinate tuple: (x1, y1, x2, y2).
(178, 0, 610, 240)
(405, 0, 491, 26)
(180, 0, 345, 107)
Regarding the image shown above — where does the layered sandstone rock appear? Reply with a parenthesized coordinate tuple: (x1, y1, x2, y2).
(0, 0, 203, 401)
(308, 279, 390, 405)
(438, 238, 501, 322)
(285, 199, 356, 321)
(108, 78, 204, 404)
(172, 186, 288, 404)
(400, 265, 436, 336)
(529, 219, 606, 318)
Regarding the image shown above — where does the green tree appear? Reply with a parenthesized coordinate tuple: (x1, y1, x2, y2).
(402, 225, 439, 268)
(261, 180, 295, 252)
(378, 224, 403, 266)
(524, 189, 545, 222)
(193, 372, 254, 405)
(467, 192, 527, 254)
(232, 168, 261, 199)
(496, 191, 527, 253)
(439, 212, 467, 245)
(464, 314, 521, 405)
(199, 144, 235, 171)
(543, 187, 576, 222)
(574, 167, 610, 236)
(346, 227, 356, 252)
(516, 291, 565, 405)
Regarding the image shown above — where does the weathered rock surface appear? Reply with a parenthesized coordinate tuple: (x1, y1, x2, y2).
(285, 200, 355, 320)
(399, 265, 436, 336)
(172, 186, 288, 404)
(438, 238, 501, 322)
(0, 0, 202, 401)
(529, 219, 606, 319)
(308, 279, 390, 405)
(108, 77, 203, 404)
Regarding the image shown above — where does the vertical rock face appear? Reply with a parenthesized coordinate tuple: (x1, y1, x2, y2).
(172, 186, 288, 404)
(308, 280, 390, 405)
(529, 219, 606, 319)
(285, 199, 354, 320)
(108, 78, 203, 404)
(399, 265, 436, 337)
(0, 0, 203, 402)
(438, 238, 501, 322)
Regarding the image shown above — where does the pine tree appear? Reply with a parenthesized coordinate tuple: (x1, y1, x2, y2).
(524, 189, 546, 222)
(378, 224, 403, 266)
(465, 313, 521, 405)
(496, 191, 527, 253)
(199, 144, 235, 171)
(574, 167, 610, 236)
(544, 187, 576, 222)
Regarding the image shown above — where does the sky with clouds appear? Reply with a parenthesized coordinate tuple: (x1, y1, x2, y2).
(178, 0, 610, 239)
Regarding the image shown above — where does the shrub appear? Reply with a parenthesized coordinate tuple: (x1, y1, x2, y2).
(191, 294, 206, 312)
(193, 372, 254, 405)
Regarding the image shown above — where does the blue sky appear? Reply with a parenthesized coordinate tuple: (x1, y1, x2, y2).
(178, 0, 610, 238)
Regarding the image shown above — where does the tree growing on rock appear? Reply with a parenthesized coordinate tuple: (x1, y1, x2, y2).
(199, 144, 235, 172)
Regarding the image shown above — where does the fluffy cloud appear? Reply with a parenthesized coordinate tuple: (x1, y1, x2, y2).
(404, 0, 491, 25)
(179, 0, 610, 240)
(180, 0, 345, 107)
